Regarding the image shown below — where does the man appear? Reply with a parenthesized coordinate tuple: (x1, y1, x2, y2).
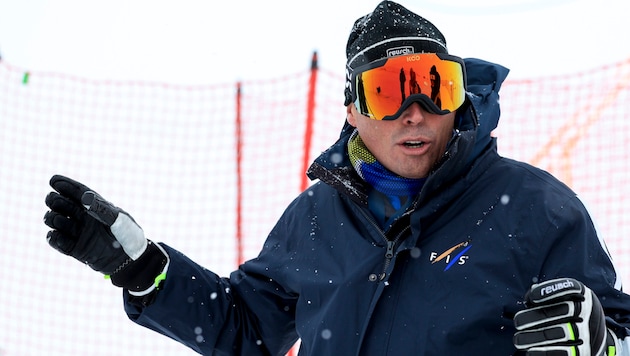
(44, 1, 630, 355)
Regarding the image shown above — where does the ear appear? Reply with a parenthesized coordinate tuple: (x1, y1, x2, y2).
(346, 104, 357, 127)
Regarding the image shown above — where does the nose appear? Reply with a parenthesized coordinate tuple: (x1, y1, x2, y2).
(399, 102, 426, 125)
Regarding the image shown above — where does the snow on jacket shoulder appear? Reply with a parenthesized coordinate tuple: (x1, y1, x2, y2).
(124, 59, 630, 355)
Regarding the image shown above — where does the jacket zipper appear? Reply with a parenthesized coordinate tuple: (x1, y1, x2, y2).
(357, 208, 411, 281)
(379, 226, 410, 280)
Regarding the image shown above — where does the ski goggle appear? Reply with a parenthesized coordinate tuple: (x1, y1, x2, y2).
(350, 53, 467, 120)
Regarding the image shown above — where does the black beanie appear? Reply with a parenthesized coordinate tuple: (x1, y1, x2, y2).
(344, 1, 448, 105)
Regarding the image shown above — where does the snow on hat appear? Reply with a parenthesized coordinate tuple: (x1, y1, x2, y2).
(344, 1, 448, 105)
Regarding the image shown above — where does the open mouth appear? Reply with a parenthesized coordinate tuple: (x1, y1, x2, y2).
(403, 141, 425, 148)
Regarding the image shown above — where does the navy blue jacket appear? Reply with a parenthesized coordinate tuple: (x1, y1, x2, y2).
(124, 59, 630, 355)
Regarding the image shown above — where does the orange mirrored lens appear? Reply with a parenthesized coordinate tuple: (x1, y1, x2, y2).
(353, 53, 466, 120)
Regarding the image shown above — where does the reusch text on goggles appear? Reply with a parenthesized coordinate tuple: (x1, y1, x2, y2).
(351, 53, 467, 120)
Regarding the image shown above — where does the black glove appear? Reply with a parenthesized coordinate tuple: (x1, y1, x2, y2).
(44, 175, 168, 294)
(513, 277, 619, 355)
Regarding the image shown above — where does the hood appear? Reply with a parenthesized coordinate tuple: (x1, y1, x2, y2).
(463, 58, 510, 160)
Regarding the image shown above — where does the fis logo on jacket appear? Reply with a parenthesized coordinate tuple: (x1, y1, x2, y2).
(429, 240, 471, 271)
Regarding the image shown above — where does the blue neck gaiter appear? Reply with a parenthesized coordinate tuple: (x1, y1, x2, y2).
(348, 130, 425, 203)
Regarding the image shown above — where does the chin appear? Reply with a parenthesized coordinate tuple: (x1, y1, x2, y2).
(399, 171, 428, 179)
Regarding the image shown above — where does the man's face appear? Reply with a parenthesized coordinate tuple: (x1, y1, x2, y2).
(347, 102, 456, 179)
